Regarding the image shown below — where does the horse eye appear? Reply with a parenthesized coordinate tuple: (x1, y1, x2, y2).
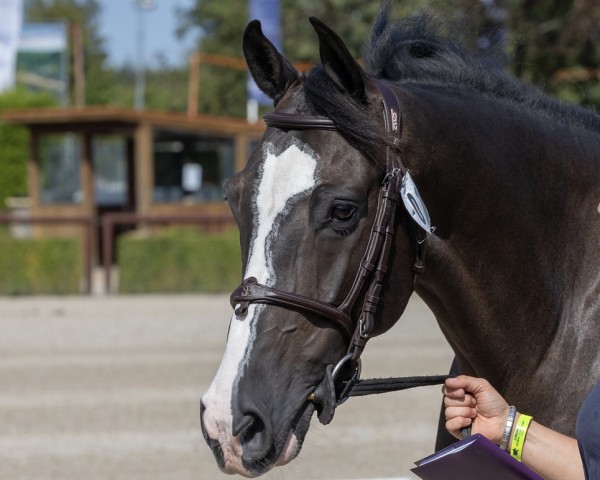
(331, 204, 357, 221)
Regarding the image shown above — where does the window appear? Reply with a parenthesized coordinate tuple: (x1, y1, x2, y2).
(39, 132, 81, 204)
(153, 131, 234, 204)
(93, 135, 128, 206)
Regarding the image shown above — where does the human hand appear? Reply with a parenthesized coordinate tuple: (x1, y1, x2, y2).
(443, 375, 510, 444)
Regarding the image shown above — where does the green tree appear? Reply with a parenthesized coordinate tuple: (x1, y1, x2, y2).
(24, 0, 116, 106)
(175, 0, 489, 117)
(177, 0, 452, 117)
(507, 0, 600, 108)
(176, 0, 248, 117)
(178, 0, 600, 116)
(0, 89, 56, 210)
(114, 59, 189, 113)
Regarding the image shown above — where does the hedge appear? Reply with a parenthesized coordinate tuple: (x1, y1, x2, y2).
(118, 228, 242, 293)
(0, 236, 82, 295)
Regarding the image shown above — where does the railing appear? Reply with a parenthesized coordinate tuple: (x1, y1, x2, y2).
(0, 214, 94, 294)
(102, 213, 234, 294)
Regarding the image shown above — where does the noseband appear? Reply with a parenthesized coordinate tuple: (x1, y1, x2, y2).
(230, 80, 435, 407)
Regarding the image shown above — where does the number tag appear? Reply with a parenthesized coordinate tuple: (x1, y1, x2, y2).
(400, 171, 434, 234)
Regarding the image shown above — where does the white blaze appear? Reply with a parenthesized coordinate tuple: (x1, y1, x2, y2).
(201, 142, 317, 473)
(246, 142, 318, 284)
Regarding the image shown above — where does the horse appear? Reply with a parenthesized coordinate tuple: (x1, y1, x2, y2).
(200, 2, 600, 477)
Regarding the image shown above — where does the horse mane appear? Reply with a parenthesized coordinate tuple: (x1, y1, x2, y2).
(303, 1, 600, 166)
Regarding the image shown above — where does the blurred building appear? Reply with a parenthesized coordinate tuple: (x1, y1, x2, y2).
(3, 106, 264, 265)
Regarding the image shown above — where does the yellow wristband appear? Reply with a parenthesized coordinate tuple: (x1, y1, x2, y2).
(510, 413, 533, 462)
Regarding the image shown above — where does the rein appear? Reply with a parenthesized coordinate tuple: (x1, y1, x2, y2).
(230, 79, 446, 420)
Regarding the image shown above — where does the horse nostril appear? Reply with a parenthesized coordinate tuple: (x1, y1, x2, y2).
(234, 412, 273, 463)
(241, 414, 264, 445)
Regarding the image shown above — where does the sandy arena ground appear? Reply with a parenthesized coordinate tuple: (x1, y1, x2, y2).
(0, 294, 453, 480)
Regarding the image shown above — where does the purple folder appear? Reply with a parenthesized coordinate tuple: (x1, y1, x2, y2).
(411, 434, 544, 480)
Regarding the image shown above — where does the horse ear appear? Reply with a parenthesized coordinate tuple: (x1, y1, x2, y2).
(309, 17, 367, 103)
(243, 20, 298, 104)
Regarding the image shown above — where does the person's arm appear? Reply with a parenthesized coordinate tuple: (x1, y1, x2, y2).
(443, 375, 585, 480)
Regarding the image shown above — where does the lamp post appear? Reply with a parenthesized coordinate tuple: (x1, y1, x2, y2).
(133, 0, 155, 110)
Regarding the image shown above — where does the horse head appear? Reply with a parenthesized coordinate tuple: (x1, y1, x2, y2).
(200, 17, 427, 477)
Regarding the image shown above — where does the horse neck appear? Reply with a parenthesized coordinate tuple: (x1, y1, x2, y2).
(398, 85, 600, 379)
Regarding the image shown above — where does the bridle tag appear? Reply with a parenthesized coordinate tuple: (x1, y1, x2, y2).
(401, 171, 434, 234)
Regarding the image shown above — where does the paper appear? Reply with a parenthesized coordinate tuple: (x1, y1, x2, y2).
(411, 434, 544, 480)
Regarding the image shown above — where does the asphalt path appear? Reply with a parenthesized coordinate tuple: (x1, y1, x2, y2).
(0, 294, 453, 480)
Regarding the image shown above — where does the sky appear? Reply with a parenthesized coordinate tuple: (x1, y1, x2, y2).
(97, 0, 198, 68)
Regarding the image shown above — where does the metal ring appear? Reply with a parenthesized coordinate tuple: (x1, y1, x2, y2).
(332, 354, 362, 405)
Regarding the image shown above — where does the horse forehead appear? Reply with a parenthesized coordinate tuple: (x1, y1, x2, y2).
(254, 142, 319, 214)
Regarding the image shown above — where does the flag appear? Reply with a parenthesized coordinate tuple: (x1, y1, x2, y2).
(247, 0, 281, 107)
(16, 22, 68, 101)
(0, 0, 24, 91)
(19, 22, 68, 53)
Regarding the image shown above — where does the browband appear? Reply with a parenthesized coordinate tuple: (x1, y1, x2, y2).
(264, 112, 336, 130)
(263, 81, 400, 136)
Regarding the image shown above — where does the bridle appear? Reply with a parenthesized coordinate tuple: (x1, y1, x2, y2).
(230, 79, 436, 408)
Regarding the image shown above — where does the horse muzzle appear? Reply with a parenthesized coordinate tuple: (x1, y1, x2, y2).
(200, 391, 312, 477)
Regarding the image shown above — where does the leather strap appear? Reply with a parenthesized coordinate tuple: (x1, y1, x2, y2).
(345, 171, 402, 363)
(264, 112, 337, 130)
(230, 277, 354, 341)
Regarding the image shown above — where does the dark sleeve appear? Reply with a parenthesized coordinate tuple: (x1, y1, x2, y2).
(576, 379, 600, 480)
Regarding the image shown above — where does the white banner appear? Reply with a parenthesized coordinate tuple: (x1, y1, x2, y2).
(19, 22, 68, 52)
(0, 0, 24, 92)
(247, 0, 281, 106)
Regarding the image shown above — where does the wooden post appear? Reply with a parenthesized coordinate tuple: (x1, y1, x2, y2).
(187, 52, 200, 117)
(234, 134, 249, 172)
(80, 131, 96, 265)
(134, 122, 153, 216)
(81, 131, 93, 212)
(27, 129, 40, 208)
(72, 24, 85, 107)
